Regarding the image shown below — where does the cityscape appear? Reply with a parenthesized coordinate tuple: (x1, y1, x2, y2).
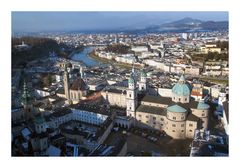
(11, 12, 229, 156)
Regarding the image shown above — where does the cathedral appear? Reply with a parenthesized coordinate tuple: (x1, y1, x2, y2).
(102, 69, 210, 139)
(63, 64, 89, 104)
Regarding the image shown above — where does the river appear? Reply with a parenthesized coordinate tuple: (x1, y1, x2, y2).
(71, 47, 99, 67)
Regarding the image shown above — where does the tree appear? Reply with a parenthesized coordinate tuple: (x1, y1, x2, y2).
(104, 44, 131, 54)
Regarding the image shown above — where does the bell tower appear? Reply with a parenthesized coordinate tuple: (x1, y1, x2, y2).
(22, 79, 33, 120)
(139, 70, 147, 92)
(126, 74, 138, 118)
(63, 65, 70, 100)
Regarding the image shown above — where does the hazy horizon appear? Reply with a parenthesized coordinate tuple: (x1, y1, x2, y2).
(12, 11, 228, 33)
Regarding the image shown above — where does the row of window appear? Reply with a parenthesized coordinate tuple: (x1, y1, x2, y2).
(138, 114, 164, 121)
(167, 115, 184, 120)
(172, 130, 185, 133)
(138, 120, 164, 126)
(172, 124, 184, 127)
(173, 97, 187, 101)
(171, 129, 192, 133)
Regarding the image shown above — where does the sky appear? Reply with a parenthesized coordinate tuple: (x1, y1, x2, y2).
(12, 11, 228, 33)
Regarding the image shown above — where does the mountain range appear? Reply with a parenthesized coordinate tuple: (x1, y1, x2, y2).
(127, 17, 228, 33)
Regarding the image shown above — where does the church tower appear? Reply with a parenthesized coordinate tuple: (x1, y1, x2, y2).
(63, 66, 70, 100)
(126, 73, 138, 118)
(139, 70, 147, 92)
(22, 79, 33, 120)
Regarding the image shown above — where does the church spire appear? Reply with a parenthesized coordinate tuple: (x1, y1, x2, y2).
(22, 79, 30, 105)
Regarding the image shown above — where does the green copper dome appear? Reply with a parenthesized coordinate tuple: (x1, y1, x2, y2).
(172, 74, 190, 96)
(34, 116, 45, 125)
(197, 100, 210, 110)
(140, 70, 147, 78)
(167, 104, 187, 113)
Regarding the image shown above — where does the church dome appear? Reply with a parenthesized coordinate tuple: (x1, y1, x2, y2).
(34, 116, 45, 125)
(172, 74, 190, 96)
(197, 100, 210, 110)
(140, 70, 147, 78)
(167, 104, 187, 113)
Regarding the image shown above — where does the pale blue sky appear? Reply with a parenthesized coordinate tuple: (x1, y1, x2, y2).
(12, 11, 228, 32)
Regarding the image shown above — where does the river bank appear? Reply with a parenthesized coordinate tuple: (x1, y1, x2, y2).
(89, 51, 143, 70)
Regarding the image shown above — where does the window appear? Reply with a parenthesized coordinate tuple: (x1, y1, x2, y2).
(161, 118, 164, 121)
(185, 98, 187, 101)
(153, 117, 156, 120)
(129, 94, 131, 98)
(189, 130, 192, 132)
(172, 124, 176, 127)
(179, 98, 181, 101)
(142, 87, 144, 90)
(173, 117, 176, 120)
(146, 116, 149, 118)
(189, 124, 193, 127)
(146, 121, 149, 123)
(161, 124, 164, 126)
(181, 124, 184, 127)
(153, 122, 156, 125)
(181, 116, 184, 119)
(129, 107, 131, 110)
(181, 130, 184, 132)
(139, 120, 141, 122)
(202, 113, 205, 117)
(138, 114, 142, 117)
(172, 130, 175, 132)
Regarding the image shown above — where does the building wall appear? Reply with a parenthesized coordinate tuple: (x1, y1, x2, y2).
(185, 67, 201, 76)
(138, 82, 146, 91)
(185, 120, 198, 138)
(165, 111, 187, 139)
(135, 111, 166, 130)
(165, 119, 186, 139)
(172, 94, 190, 103)
(72, 109, 108, 125)
(101, 92, 126, 107)
(69, 90, 87, 101)
(141, 101, 168, 108)
(191, 108, 209, 130)
(31, 137, 48, 152)
(35, 123, 47, 134)
(167, 111, 187, 121)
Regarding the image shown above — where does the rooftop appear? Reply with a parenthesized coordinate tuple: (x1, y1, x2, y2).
(167, 104, 187, 113)
(187, 114, 199, 122)
(136, 105, 166, 116)
(141, 95, 172, 105)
